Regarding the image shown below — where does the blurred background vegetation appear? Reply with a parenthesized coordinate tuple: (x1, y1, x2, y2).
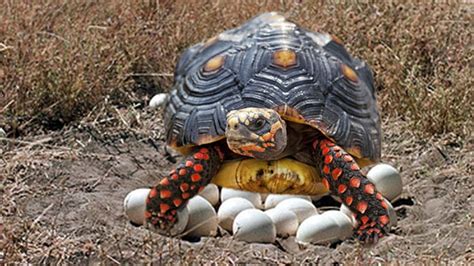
(0, 1, 472, 139)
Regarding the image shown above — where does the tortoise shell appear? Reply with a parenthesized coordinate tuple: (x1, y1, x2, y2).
(164, 12, 381, 163)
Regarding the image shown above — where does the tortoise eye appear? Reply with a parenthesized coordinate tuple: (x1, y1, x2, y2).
(252, 118, 265, 130)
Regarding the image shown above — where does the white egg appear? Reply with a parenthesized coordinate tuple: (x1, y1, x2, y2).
(275, 198, 318, 223)
(264, 208, 299, 237)
(198, 183, 219, 206)
(123, 188, 151, 225)
(149, 93, 169, 108)
(233, 209, 276, 243)
(184, 195, 218, 237)
(264, 194, 312, 209)
(323, 210, 354, 239)
(340, 198, 398, 228)
(123, 188, 188, 236)
(220, 188, 263, 209)
(0, 127, 6, 138)
(217, 197, 255, 231)
(367, 163, 403, 201)
(296, 210, 353, 244)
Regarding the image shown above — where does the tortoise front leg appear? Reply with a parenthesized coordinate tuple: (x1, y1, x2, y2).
(312, 139, 390, 243)
(146, 145, 224, 233)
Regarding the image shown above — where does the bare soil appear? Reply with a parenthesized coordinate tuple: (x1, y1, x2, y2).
(1, 109, 472, 264)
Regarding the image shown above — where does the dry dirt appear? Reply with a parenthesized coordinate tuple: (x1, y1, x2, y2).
(1, 108, 472, 264)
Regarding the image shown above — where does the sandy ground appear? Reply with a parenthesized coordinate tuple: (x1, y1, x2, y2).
(1, 108, 472, 264)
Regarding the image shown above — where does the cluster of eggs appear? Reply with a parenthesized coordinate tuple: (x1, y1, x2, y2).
(124, 164, 402, 244)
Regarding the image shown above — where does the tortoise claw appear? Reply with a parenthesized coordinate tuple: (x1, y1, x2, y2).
(147, 207, 189, 236)
(355, 220, 389, 244)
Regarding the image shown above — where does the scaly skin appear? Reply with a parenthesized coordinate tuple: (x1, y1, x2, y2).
(312, 139, 390, 243)
(145, 146, 224, 232)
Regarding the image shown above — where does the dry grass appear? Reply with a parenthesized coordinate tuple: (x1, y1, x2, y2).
(0, 1, 472, 138)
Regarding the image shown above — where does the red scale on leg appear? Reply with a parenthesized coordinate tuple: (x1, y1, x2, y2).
(160, 178, 170, 186)
(331, 168, 342, 180)
(313, 138, 391, 244)
(322, 178, 330, 190)
(145, 145, 223, 233)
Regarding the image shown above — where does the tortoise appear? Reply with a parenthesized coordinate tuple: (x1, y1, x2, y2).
(145, 12, 389, 243)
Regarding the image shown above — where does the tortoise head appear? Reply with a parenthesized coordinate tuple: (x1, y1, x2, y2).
(225, 108, 287, 160)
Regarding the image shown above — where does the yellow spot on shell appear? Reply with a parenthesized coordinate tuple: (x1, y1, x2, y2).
(341, 64, 358, 82)
(273, 49, 297, 68)
(203, 55, 225, 72)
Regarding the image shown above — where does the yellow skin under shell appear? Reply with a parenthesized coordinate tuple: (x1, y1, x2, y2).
(212, 158, 329, 195)
(211, 157, 371, 196)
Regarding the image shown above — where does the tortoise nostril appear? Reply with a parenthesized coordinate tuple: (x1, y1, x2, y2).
(233, 124, 238, 130)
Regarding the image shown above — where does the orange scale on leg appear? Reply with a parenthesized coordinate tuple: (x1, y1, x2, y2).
(379, 215, 390, 225)
(160, 203, 171, 213)
(323, 165, 331, 175)
(160, 178, 170, 186)
(350, 164, 360, 171)
(381, 200, 389, 210)
(180, 183, 189, 192)
(376, 192, 384, 200)
(185, 160, 194, 167)
(338, 184, 347, 194)
(322, 147, 330, 156)
(350, 177, 361, 188)
(331, 168, 342, 180)
(345, 196, 353, 206)
(191, 173, 201, 182)
(193, 153, 204, 160)
(357, 201, 368, 214)
(173, 198, 183, 207)
(324, 155, 333, 164)
(160, 190, 172, 199)
(200, 148, 209, 154)
(360, 215, 369, 225)
(193, 164, 203, 172)
(322, 178, 330, 190)
(149, 188, 158, 199)
(182, 193, 191, 199)
(364, 184, 375, 194)
(178, 169, 187, 176)
(171, 174, 179, 180)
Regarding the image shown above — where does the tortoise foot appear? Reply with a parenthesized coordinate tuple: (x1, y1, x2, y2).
(313, 139, 390, 243)
(355, 215, 389, 244)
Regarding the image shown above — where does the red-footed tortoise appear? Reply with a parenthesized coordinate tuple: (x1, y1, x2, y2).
(145, 13, 389, 243)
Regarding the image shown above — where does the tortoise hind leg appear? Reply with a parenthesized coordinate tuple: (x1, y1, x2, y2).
(312, 139, 390, 243)
(146, 146, 224, 233)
